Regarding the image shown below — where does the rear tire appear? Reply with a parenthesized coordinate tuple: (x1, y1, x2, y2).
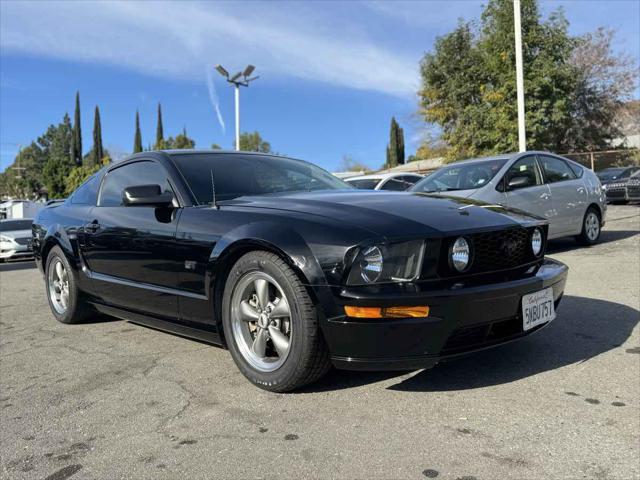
(222, 251, 331, 392)
(45, 246, 92, 324)
(576, 207, 601, 246)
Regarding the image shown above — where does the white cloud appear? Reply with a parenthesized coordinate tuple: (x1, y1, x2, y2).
(0, 0, 420, 98)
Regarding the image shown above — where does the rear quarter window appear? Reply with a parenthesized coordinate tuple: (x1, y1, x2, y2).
(71, 172, 102, 205)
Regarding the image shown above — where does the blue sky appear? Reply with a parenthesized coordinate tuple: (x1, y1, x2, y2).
(1, 0, 639, 173)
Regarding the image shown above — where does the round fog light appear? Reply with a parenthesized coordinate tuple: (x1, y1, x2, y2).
(531, 228, 543, 256)
(451, 237, 470, 272)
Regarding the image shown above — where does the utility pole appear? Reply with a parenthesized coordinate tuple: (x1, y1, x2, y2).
(514, 0, 526, 152)
(215, 64, 259, 151)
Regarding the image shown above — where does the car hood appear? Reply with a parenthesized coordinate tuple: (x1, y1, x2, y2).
(224, 190, 544, 239)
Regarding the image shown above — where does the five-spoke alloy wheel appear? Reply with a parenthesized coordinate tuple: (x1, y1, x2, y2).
(48, 258, 70, 315)
(45, 246, 91, 324)
(222, 251, 330, 392)
(230, 271, 292, 372)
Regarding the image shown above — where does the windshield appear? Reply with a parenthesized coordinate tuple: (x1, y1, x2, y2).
(0, 219, 32, 232)
(346, 178, 381, 190)
(171, 153, 352, 204)
(597, 169, 624, 181)
(411, 158, 507, 193)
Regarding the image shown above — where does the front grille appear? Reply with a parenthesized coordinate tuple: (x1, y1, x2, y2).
(14, 237, 30, 246)
(606, 189, 626, 199)
(628, 183, 640, 196)
(439, 227, 540, 277)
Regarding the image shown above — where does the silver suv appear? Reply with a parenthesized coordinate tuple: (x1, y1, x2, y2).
(411, 151, 606, 245)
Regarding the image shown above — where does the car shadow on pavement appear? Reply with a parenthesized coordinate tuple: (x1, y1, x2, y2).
(546, 229, 638, 254)
(0, 260, 36, 272)
(386, 295, 638, 392)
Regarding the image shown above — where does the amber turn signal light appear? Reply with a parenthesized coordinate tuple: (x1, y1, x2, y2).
(344, 305, 429, 319)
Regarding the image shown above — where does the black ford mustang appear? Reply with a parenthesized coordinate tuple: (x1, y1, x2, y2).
(33, 150, 568, 392)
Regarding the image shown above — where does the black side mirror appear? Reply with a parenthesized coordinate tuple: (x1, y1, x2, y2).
(122, 184, 174, 207)
(507, 176, 532, 190)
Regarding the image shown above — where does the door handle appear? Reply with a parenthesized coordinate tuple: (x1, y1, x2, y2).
(84, 221, 101, 233)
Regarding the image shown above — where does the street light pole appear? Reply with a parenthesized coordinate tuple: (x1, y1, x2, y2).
(235, 84, 240, 151)
(215, 64, 259, 152)
(513, 0, 526, 152)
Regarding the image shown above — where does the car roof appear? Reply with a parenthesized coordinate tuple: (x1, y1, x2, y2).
(346, 172, 421, 181)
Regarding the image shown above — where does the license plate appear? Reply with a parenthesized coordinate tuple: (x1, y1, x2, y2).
(522, 287, 555, 331)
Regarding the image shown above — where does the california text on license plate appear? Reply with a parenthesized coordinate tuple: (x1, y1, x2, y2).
(522, 287, 556, 331)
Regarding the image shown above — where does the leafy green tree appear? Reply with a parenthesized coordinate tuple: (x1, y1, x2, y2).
(155, 103, 165, 149)
(239, 131, 271, 153)
(211, 143, 222, 150)
(65, 155, 110, 195)
(71, 91, 82, 166)
(386, 117, 405, 167)
(42, 114, 75, 198)
(418, 0, 635, 160)
(133, 110, 143, 153)
(0, 143, 47, 199)
(87, 106, 104, 167)
(164, 127, 195, 149)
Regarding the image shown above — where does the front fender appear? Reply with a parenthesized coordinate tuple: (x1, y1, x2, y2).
(212, 221, 326, 286)
(210, 221, 343, 332)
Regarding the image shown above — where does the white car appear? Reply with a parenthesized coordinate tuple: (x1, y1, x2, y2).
(345, 172, 423, 191)
(410, 151, 607, 245)
(0, 218, 34, 262)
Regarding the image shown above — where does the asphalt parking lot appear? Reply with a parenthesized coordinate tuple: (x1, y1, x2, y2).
(1, 205, 638, 480)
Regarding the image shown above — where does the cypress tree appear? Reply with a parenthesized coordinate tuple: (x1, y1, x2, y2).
(386, 117, 405, 167)
(89, 106, 103, 166)
(155, 103, 164, 149)
(72, 91, 82, 166)
(133, 110, 143, 153)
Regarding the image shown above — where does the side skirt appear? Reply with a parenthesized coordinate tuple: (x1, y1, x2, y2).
(91, 302, 225, 347)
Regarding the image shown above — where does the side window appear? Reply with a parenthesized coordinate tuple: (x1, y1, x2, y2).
(503, 156, 542, 190)
(380, 177, 409, 191)
(567, 161, 584, 178)
(71, 173, 101, 205)
(539, 155, 577, 183)
(399, 175, 421, 186)
(98, 161, 173, 207)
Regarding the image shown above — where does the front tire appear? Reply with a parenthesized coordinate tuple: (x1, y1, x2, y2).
(222, 251, 330, 392)
(576, 207, 601, 246)
(45, 246, 92, 324)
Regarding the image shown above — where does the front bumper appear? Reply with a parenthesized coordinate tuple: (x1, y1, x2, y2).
(322, 258, 568, 371)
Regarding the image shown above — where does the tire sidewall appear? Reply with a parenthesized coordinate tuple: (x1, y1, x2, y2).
(45, 246, 80, 324)
(222, 252, 312, 391)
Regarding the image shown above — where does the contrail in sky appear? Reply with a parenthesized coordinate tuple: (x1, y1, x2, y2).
(206, 68, 226, 134)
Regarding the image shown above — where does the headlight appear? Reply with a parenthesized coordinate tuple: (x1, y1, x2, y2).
(531, 228, 543, 257)
(450, 237, 471, 272)
(0, 234, 14, 243)
(358, 246, 383, 283)
(346, 240, 424, 285)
